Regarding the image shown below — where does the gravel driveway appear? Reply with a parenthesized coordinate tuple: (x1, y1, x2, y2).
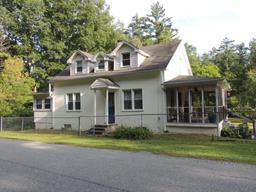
(0, 138, 255, 192)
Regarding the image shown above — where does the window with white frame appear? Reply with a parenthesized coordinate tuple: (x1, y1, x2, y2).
(123, 90, 132, 110)
(36, 99, 42, 109)
(44, 99, 51, 109)
(98, 60, 105, 70)
(123, 89, 143, 110)
(76, 60, 83, 73)
(122, 52, 130, 66)
(35, 99, 51, 110)
(66, 93, 81, 111)
(134, 89, 143, 109)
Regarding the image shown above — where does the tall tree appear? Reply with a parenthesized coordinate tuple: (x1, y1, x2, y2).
(0, 0, 122, 87)
(0, 56, 35, 116)
(146, 1, 178, 43)
(185, 43, 220, 77)
(127, 1, 178, 45)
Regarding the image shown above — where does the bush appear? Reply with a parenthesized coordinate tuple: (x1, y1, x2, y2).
(221, 124, 252, 139)
(113, 125, 153, 140)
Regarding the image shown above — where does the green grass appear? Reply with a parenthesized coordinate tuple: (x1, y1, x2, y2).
(0, 130, 256, 164)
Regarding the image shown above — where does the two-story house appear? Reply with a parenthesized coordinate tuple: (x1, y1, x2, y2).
(33, 40, 230, 135)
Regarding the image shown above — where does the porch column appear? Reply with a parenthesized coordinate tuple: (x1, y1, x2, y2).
(201, 88, 205, 123)
(188, 89, 192, 123)
(215, 87, 219, 123)
(94, 90, 97, 125)
(105, 89, 109, 125)
(175, 88, 179, 123)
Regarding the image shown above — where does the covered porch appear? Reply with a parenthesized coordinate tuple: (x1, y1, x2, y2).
(163, 76, 231, 135)
(90, 78, 119, 126)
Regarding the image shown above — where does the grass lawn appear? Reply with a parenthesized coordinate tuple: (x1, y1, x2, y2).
(0, 130, 255, 164)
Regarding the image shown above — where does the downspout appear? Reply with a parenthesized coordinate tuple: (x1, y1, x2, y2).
(161, 71, 167, 132)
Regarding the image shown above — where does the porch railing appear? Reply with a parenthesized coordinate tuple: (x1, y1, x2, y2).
(167, 106, 226, 124)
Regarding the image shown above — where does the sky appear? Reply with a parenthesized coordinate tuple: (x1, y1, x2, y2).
(106, 0, 256, 54)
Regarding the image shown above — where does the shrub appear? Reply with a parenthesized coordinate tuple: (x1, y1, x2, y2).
(221, 124, 252, 139)
(113, 125, 153, 140)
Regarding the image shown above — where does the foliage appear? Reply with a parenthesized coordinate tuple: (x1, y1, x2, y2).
(113, 125, 153, 140)
(221, 124, 252, 139)
(0, 0, 122, 87)
(127, 1, 178, 46)
(185, 43, 221, 77)
(0, 55, 35, 116)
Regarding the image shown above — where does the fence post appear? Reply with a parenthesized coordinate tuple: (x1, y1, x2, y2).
(0, 116, 2, 132)
(78, 117, 81, 136)
(253, 120, 256, 139)
(21, 117, 24, 131)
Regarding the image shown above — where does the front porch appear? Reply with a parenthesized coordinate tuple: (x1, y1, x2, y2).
(90, 78, 119, 128)
(163, 76, 230, 135)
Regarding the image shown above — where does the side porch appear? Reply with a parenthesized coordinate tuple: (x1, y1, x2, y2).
(163, 76, 231, 136)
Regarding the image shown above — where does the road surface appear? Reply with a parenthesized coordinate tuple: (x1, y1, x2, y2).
(0, 139, 255, 192)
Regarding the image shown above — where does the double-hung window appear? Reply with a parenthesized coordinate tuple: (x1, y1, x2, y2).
(36, 99, 42, 109)
(122, 52, 130, 67)
(44, 99, 51, 109)
(67, 93, 81, 111)
(123, 90, 132, 110)
(76, 60, 83, 73)
(35, 99, 51, 110)
(134, 89, 143, 109)
(98, 60, 105, 70)
(123, 89, 143, 110)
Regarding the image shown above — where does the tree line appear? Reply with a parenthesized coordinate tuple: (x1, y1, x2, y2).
(0, 0, 255, 116)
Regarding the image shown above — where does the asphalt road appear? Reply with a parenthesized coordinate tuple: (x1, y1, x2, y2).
(0, 139, 255, 192)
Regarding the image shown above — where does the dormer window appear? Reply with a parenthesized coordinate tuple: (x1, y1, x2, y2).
(122, 52, 130, 67)
(76, 60, 83, 73)
(98, 60, 105, 70)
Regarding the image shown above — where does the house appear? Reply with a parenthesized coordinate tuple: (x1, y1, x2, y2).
(33, 39, 230, 135)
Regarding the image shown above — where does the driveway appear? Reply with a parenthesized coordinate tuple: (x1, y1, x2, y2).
(0, 139, 255, 192)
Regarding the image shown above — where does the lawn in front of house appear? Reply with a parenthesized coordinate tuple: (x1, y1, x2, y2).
(0, 130, 255, 164)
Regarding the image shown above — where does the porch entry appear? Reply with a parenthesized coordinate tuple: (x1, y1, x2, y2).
(90, 78, 119, 125)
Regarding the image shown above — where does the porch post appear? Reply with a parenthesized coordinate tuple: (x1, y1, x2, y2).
(188, 89, 192, 123)
(105, 89, 109, 125)
(215, 87, 219, 123)
(94, 90, 97, 125)
(201, 88, 205, 123)
(175, 88, 179, 123)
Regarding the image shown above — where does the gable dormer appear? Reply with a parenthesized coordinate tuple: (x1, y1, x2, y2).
(93, 52, 114, 72)
(67, 50, 94, 75)
(110, 41, 150, 70)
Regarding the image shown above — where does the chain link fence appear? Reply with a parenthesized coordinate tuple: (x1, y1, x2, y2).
(0, 117, 34, 131)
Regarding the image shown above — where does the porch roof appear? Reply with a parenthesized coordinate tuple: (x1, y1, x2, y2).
(32, 92, 50, 99)
(163, 75, 230, 89)
(90, 78, 119, 90)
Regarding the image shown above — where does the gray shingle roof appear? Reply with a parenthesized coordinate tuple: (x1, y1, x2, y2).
(53, 39, 181, 82)
(163, 75, 225, 87)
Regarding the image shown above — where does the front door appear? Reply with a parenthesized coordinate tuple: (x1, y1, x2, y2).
(108, 92, 115, 124)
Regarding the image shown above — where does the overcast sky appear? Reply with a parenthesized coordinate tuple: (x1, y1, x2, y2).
(106, 0, 256, 54)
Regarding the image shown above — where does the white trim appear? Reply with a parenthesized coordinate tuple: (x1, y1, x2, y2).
(65, 93, 82, 112)
(105, 89, 109, 125)
(34, 98, 52, 111)
(75, 60, 83, 74)
(175, 88, 179, 123)
(122, 89, 143, 111)
(120, 52, 131, 68)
